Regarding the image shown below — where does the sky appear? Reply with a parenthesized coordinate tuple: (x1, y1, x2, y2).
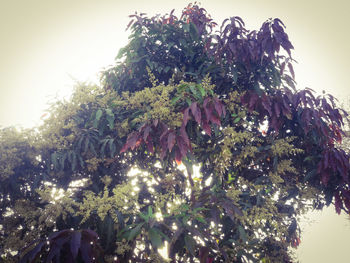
(1, 0, 350, 261)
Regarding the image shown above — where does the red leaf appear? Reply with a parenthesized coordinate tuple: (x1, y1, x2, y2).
(160, 127, 170, 142)
(202, 118, 212, 136)
(249, 92, 259, 110)
(167, 132, 176, 152)
(203, 97, 210, 109)
(82, 229, 98, 240)
(146, 139, 154, 154)
(183, 107, 190, 126)
(213, 97, 222, 117)
(120, 132, 141, 153)
(222, 103, 226, 117)
(211, 114, 221, 126)
(160, 130, 169, 159)
(175, 147, 182, 165)
(177, 135, 188, 157)
(153, 119, 159, 127)
(204, 101, 221, 126)
(261, 95, 272, 116)
(180, 125, 190, 147)
(199, 247, 210, 263)
(160, 147, 167, 160)
(190, 102, 201, 125)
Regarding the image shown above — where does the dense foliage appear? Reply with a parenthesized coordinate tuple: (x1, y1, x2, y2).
(1, 3, 350, 262)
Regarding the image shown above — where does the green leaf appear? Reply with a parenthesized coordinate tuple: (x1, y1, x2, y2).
(182, 215, 191, 225)
(304, 169, 317, 182)
(78, 155, 84, 168)
(195, 216, 207, 224)
(128, 223, 143, 241)
(116, 47, 126, 59)
(139, 212, 149, 223)
(234, 117, 241, 123)
(189, 23, 199, 40)
(182, 157, 193, 175)
(189, 85, 199, 99)
(59, 152, 67, 170)
(197, 85, 206, 97)
(148, 228, 162, 249)
(184, 235, 196, 256)
(93, 109, 103, 128)
(238, 225, 248, 243)
(227, 173, 235, 183)
(192, 207, 208, 213)
(183, 23, 190, 32)
(146, 58, 153, 70)
(148, 206, 153, 217)
(100, 139, 108, 158)
(51, 152, 58, 169)
(89, 142, 97, 156)
(129, 55, 146, 63)
(71, 152, 77, 171)
(232, 68, 238, 83)
(304, 156, 313, 162)
(106, 108, 115, 129)
(164, 66, 171, 73)
(108, 139, 116, 157)
(171, 96, 182, 105)
(179, 38, 186, 46)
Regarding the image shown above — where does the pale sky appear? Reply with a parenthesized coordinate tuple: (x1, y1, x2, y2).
(1, 0, 350, 262)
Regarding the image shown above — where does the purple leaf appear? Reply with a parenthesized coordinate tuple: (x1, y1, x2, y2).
(288, 63, 295, 79)
(321, 171, 330, 186)
(46, 236, 70, 263)
(167, 132, 176, 152)
(335, 191, 342, 214)
(49, 229, 71, 240)
(70, 231, 81, 259)
(80, 240, 93, 263)
(274, 102, 280, 118)
(143, 125, 151, 141)
(19, 241, 46, 263)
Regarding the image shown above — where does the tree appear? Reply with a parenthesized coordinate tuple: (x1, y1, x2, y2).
(1, 3, 350, 262)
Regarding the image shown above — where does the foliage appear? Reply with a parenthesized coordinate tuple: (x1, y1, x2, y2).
(1, 3, 350, 263)
(19, 229, 102, 263)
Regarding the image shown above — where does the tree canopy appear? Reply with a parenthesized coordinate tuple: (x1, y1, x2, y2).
(1, 3, 350, 263)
